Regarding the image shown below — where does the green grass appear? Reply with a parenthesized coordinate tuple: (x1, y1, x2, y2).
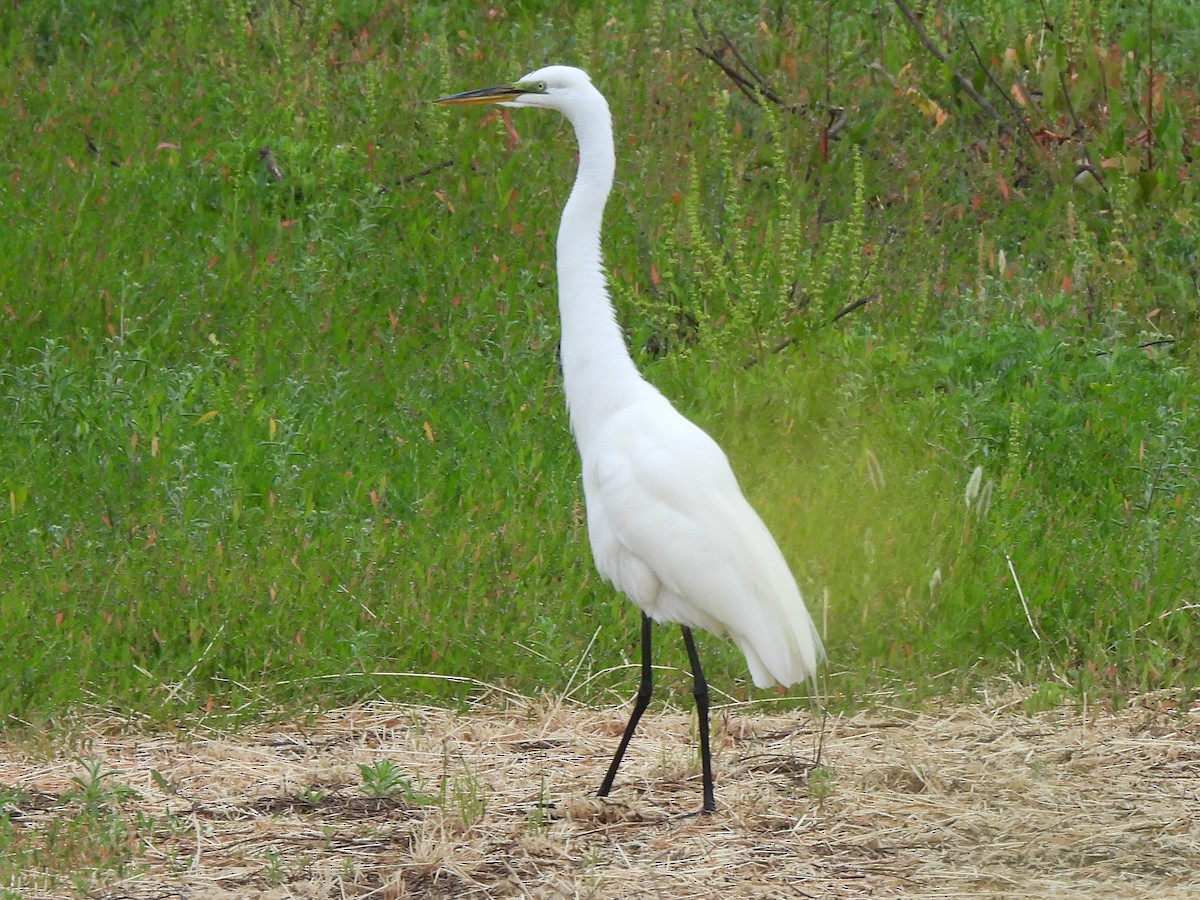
(0, 0, 1197, 733)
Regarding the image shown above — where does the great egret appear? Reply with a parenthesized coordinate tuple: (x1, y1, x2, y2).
(436, 66, 823, 813)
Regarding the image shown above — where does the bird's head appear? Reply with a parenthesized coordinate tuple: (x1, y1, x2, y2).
(433, 65, 596, 115)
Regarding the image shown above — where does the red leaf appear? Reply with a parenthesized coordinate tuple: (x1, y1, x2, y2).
(996, 171, 1010, 202)
(500, 108, 520, 150)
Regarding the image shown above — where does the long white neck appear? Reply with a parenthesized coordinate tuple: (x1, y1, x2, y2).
(555, 90, 647, 448)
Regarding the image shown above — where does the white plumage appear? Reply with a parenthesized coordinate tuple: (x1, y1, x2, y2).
(584, 395, 822, 688)
(436, 65, 823, 811)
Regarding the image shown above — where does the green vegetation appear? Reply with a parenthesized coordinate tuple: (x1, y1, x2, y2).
(1, 0, 1197, 733)
(0, 755, 173, 893)
(358, 758, 427, 802)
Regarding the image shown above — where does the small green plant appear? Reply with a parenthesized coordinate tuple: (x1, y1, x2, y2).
(578, 847, 606, 896)
(259, 847, 285, 887)
(295, 785, 327, 806)
(438, 744, 486, 830)
(524, 774, 552, 832)
(449, 766, 486, 829)
(807, 765, 836, 804)
(61, 757, 140, 819)
(357, 759, 413, 799)
(149, 769, 179, 796)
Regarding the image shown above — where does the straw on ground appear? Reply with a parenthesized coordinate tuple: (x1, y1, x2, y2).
(2, 688, 1197, 898)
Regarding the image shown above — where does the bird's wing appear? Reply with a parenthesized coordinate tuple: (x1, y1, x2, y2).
(582, 396, 823, 687)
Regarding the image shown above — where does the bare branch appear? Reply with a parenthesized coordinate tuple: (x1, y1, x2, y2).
(692, 7, 805, 114)
(741, 295, 880, 368)
(892, 0, 1014, 139)
(397, 159, 453, 186)
(833, 293, 879, 322)
(958, 22, 1038, 144)
(1056, 68, 1103, 189)
(693, 45, 766, 107)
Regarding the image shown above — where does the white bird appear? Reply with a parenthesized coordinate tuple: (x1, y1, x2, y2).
(435, 66, 823, 813)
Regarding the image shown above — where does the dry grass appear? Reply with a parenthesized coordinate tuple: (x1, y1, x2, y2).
(2, 689, 1198, 899)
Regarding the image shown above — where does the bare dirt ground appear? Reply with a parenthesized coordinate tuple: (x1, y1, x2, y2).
(2, 689, 1198, 899)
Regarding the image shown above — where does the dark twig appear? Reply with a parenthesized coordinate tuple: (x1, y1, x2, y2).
(1036, 0, 1054, 31)
(720, 23, 777, 103)
(1036, 1, 1099, 187)
(892, 0, 1014, 139)
(959, 23, 1038, 145)
(833, 293, 879, 322)
(740, 294, 880, 368)
(691, 7, 765, 104)
(1057, 69, 1086, 140)
(1057, 69, 1103, 188)
(693, 45, 768, 107)
(1092, 337, 1176, 357)
(397, 159, 453, 185)
(742, 336, 795, 368)
(692, 7, 800, 113)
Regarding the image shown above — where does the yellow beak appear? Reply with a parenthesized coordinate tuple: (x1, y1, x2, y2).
(433, 84, 526, 106)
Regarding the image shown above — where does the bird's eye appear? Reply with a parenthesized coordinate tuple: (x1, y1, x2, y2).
(536, 81, 547, 92)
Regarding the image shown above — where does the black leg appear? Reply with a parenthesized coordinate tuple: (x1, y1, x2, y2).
(598, 612, 654, 798)
(681, 625, 715, 813)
